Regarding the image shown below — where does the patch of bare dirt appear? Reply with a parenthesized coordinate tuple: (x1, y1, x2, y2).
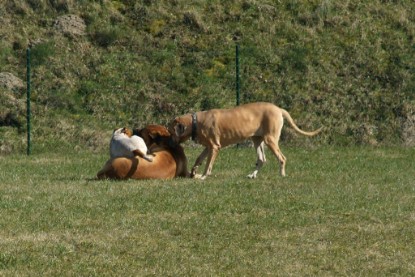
(54, 14, 86, 38)
(0, 72, 24, 92)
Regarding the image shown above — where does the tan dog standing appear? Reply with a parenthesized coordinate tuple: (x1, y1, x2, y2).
(168, 102, 322, 179)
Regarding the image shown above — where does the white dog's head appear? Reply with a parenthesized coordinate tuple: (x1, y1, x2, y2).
(112, 127, 133, 139)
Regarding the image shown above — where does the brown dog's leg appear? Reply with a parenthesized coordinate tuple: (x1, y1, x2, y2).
(191, 147, 209, 177)
(97, 159, 113, 179)
(247, 137, 266, 179)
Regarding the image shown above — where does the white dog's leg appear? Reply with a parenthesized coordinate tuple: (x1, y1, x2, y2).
(133, 149, 153, 162)
(247, 139, 266, 179)
(143, 155, 153, 162)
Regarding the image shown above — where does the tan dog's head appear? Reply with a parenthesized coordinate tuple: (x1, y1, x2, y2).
(135, 125, 172, 148)
(168, 115, 192, 143)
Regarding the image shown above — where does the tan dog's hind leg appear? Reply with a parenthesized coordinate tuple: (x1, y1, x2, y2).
(264, 135, 286, 177)
(247, 138, 266, 179)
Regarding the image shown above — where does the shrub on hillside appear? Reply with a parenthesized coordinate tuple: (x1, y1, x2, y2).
(90, 25, 123, 48)
(30, 41, 55, 66)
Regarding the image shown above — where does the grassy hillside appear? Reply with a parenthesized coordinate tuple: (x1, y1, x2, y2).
(1, 0, 414, 154)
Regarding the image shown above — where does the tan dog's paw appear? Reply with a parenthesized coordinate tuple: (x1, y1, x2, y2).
(247, 172, 258, 179)
(192, 174, 204, 179)
(190, 168, 199, 178)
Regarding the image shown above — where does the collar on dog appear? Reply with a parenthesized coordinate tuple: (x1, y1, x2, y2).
(191, 113, 197, 141)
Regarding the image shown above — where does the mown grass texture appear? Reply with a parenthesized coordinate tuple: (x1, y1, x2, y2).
(0, 146, 414, 275)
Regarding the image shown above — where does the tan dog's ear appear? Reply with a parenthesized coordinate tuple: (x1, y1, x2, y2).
(174, 123, 186, 137)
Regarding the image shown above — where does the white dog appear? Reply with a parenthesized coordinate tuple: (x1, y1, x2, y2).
(110, 127, 153, 162)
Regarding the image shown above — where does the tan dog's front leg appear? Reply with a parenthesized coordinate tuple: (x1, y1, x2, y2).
(201, 147, 219, 180)
(247, 139, 266, 179)
(191, 148, 209, 178)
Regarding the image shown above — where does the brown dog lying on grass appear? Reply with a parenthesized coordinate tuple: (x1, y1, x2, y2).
(97, 125, 189, 180)
(168, 102, 323, 179)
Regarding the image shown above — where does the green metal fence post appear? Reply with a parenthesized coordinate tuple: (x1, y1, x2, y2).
(26, 48, 31, 155)
(235, 44, 240, 106)
(235, 44, 241, 148)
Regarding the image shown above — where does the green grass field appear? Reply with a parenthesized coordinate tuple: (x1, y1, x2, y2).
(1, 146, 414, 276)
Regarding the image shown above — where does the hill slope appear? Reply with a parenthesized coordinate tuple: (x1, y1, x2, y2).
(1, 0, 414, 153)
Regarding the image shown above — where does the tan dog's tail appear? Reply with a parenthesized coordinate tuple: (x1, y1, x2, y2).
(281, 109, 323, 137)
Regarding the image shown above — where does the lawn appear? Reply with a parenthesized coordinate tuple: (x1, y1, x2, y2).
(0, 146, 414, 276)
